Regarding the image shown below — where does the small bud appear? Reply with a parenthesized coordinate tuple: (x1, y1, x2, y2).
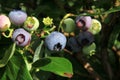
(42, 17, 53, 26)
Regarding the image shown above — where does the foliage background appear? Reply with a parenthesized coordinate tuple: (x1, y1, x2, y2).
(0, 0, 120, 80)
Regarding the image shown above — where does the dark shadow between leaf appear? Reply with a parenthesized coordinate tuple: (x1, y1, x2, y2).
(32, 58, 51, 67)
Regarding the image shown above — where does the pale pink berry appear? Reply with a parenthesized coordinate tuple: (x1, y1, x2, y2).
(0, 14, 11, 31)
(75, 16, 92, 31)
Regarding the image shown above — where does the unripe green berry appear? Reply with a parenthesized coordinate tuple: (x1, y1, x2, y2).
(88, 19, 102, 35)
(62, 18, 75, 33)
(82, 42, 96, 56)
(0, 14, 11, 31)
(24, 16, 39, 31)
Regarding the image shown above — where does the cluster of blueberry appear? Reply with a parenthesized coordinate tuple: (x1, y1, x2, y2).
(66, 16, 101, 55)
(0, 10, 39, 46)
(0, 10, 101, 56)
(45, 16, 102, 56)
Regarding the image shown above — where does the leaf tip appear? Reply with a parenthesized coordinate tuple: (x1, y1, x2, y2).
(64, 73, 73, 78)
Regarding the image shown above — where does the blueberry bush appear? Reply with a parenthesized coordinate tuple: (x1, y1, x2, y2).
(0, 0, 120, 80)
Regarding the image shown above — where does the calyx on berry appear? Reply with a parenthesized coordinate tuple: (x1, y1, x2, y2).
(75, 16, 92, 31)
(24, 16, 39, 31)
(45, 31, 67, 51)
(12, 28, 31, 47)
(82, 42, 96, 56)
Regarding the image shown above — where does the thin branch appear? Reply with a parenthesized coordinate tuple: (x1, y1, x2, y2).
(63, 49, 102, 79)
(74, 71, 94, 79)
(74, 53, 102, 80)
(112, 46, 120, 80)
(100, 12, 119, 80)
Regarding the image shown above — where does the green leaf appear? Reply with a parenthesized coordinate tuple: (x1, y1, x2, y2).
(40, 57, 73, 78)
(79, 6, 120, 16)
(0, 52, 33, 80)
(114, 40, 120, 49)
(108, 25, 120, 48)
(35, 70, 51, 80)
(0, 43, 16, 68)
(33, 40, 44, 62)
(33, 58, 51, 67)
(104, 6, 120, 14)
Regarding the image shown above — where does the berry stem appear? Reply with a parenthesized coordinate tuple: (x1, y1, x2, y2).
(40, 25, 56, 38)
(49, 25, 56, 31)
(58, 13, 75, 32)
(2, 28, 14, 38)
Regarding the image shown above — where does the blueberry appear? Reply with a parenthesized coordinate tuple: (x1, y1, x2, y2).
(67, 37, 81, 53)
(24, 16, 39, 31)
(82, 42, 96, 56)
(88, 19, 102, 35)
(45, 31, 67, 51)
(75, 16, 92, 31)
(76, 31, 94, 46)
(12, 28, 31, 46)
(9, 10, 27, 25)
(62, 18, 76, 33)
(0, 14, 11, 31)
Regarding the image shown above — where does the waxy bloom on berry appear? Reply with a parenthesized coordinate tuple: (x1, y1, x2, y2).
(45, 31, 67, 51)
(0, 14, 11, 31)
(9, 10, 27, 25)
(12, 28, 31, 47)
(42, 17, 53, 26)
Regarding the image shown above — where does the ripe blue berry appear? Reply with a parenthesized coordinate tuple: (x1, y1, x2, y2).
(76, 31, 94, 46)
(67, 37, 81, 53)
(45, 31, 67, 51)
(75, 16, 92, 31)
(12, 28, 31, 46)
(9, 10, 27, 25)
